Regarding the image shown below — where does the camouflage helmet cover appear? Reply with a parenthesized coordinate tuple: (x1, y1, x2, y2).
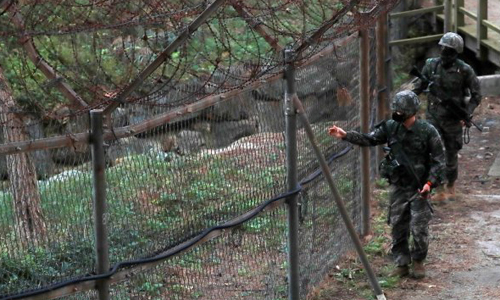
(391, 90, 420, 117)
(438, 32, 464, 53)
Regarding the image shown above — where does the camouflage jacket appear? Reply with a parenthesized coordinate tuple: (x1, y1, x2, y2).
(412, 57, 481, 118)
(344, 119, 445, 187)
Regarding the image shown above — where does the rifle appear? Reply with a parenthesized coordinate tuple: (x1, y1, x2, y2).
(410, 65, 482, 132)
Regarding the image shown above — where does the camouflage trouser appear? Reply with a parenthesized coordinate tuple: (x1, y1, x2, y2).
(389, 185, 433, 266)
(427, 116, 462, 185)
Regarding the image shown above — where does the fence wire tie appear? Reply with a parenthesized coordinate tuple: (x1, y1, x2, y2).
(110, 125, 120, 145)
(67, 133, 79, 152)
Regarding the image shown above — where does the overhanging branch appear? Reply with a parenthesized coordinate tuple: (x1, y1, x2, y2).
(1, 2, 89, 109)
(102, 0, 227, 115)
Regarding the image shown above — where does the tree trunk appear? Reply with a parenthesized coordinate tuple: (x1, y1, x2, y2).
(0, 65, 46, 245)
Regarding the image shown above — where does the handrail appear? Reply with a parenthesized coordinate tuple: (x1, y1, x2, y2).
(483, 19, 500, 34)
(389, 5, 443, 18)
(440, 3, 500, 37)
(457, 6, 500, 35)
(458, 7, 476, 20)
(388, 34, 443, 47)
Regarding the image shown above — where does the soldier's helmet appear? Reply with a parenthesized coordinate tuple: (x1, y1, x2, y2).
(438, 32, 464, 53)
(391, 90, 420, 117)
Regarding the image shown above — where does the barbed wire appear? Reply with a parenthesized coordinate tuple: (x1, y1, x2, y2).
(0, 0, 399, 129)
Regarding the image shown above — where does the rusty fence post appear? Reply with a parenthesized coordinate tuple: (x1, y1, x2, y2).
(360, 29, 371, 236)
(376, 13, 388, 165)
(284, 48, 300, 300)
(90, 110, 110, 300)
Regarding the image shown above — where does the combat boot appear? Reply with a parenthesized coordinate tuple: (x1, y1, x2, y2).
(389, 265, 409, 277)
(431, 186, 447, 204)
(445, 183, 456, 201)
(413, 260, 426, 279)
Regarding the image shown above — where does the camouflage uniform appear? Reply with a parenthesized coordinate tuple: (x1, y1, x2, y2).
(343, 118, 445, 266)
(413, 37, 481, 186)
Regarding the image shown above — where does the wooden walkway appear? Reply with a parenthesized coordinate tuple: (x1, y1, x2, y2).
(454, 24, 500, 66)
(390, 0, 500, 67)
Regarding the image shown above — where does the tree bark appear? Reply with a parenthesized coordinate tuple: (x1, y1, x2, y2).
(0, 64, 46, 245)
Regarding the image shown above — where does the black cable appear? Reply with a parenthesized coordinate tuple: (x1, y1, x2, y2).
(300, 145, 353, 186)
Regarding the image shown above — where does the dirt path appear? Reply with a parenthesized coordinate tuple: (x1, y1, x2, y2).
(392, 2, 500, 297)
(307, 97, 500, 300)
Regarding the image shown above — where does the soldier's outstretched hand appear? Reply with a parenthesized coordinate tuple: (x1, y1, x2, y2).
(328, 125, 346, 139)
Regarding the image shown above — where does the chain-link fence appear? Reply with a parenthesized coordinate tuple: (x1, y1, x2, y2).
(0, 1, 399, 299)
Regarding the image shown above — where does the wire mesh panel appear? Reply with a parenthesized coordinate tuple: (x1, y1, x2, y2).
(294, 35, 361, 181)
(100, 88, 288, 266)
(103, 206, 290, 300)
(298, 149, 361, 298)
(368, 27, 381, 178)
(0, 147, 95, 297)
(0, 39, 364, 300)
(0, 0, 403, 299)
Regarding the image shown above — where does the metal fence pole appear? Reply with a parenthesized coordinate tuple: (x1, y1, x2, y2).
(386, 15, 393, 107)
(376, 13, 388, 165)
(291, 95, 386, 300)
(284, 48, 300, 300)
(360, 29, 371, 236)
(90, 109, 110, 300)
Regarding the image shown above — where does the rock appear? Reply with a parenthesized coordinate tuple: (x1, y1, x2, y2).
(207, 118, 259, 148)
(105, 136, 147, 166)
(205, 93, 253, 121)
(46, 170, 85, 182)
(177, 130, 206, 155)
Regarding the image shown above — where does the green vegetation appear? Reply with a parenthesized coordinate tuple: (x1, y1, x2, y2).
(0, 149, 288, 296)
(0, 1, 361, 298)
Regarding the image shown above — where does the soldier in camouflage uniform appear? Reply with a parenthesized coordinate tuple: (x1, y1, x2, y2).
(328, 90, 445, 278)
(412, 32, 482, 201)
